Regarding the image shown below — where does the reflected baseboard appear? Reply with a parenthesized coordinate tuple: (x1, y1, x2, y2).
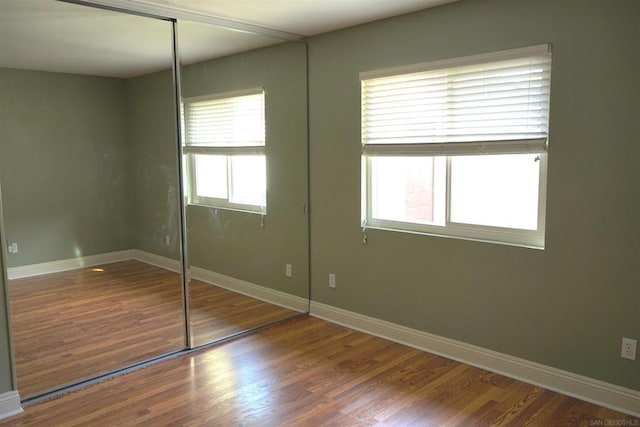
(131, 250, 181, 273)
(131, 249, 308, 313)
(7, 248, 308, 313)
(0, 391, 22, 421)
(7, 250, 136, 280)
(189, 266, 308, 313)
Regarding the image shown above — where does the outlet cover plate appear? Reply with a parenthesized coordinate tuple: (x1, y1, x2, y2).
(329, 273, 336, 288)
(622, 337, 637, 360)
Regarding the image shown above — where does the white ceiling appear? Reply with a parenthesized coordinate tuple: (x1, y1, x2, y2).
(125, 0, 457, 37)
(0, 0, 457, 78)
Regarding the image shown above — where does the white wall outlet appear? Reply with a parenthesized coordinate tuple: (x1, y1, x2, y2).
(8, 242, 18, 254)
(165, 235, 170, 246)
(622, 337, 637, 360)
(285, 264, 292, 278)
(329, 273, 336, 288)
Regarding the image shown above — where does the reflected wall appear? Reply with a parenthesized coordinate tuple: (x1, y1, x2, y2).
(178, 22, 309, 345)
(0, 0, 185, 398)
(0, 0, 310, 400)
(0, 69, 133, 266)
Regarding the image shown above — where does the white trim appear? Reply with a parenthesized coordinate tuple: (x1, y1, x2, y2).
(131, 250, 182, 273)
(7, 250, 136, 280)
(0, 391, 22, 421)
(309, 301, 640, 417)
(5, 250, 307, 315)
(190, 266, 309, 313)
(362, 138, 548, 157)
(119, 249, 309, 313)
(71, 0, 305, 42)
(183, 146, 265, 156)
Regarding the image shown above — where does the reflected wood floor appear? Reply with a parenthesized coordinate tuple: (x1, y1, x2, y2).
(189, 278, 298, 346)
(1, 316, 636, 426)
(9, 260, 297, 398)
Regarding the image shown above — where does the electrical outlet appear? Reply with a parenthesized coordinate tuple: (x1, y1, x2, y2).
(329, 273, 336, 288)
(621, 337, 637, 360)
(285, 264, 292, 278)
(165, 235, 170, 246)
(8, 242, 18, 254)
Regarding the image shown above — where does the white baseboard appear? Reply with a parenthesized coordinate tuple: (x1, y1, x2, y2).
(0, 391, 22, 421)
(130, 250, 308, 313)
(7, 250, 136, 280)
(131, 249, 181, 273)
(190, 266, 309, 313)
(310, 301, 640, 417)
(6, 249, 308, 315)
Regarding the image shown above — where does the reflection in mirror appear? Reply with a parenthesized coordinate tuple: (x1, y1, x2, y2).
(178, 21, 310, 346)
(0, 0, 185, 398)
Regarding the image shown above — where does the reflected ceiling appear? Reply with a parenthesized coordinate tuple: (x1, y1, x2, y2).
(0, 0, 279, 78)
(0, 0, 458, 77)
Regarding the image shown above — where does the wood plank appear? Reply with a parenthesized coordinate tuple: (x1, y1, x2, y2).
(1, 316, 636, 426)
(8, 260, 297, 398)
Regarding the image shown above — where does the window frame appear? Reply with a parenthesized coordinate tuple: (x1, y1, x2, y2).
(182, 88, 267, 214)
(362, 154, 548, 248)
(360, 45, 551, 249)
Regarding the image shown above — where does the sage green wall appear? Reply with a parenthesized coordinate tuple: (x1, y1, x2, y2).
(183, 42, 309, 298)
(0, 69, 133, 268)
(125, 71, 181, 260)
(308, 0, 640, 391)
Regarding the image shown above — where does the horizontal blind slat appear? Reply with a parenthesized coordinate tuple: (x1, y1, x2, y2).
(361, 48, 551, 148)
(365, 68, 550, 92)
(363, 58, 550, 85)
(184, 91, 265, 147)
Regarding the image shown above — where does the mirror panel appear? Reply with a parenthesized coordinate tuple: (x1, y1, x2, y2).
(178, 21, 309, 346)
(0, 0, 311, 399)
(0, 0, 185, 398)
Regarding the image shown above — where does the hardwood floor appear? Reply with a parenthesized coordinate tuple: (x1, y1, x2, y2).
(1, 316, 636, 426)
(9, 260, 298, 398)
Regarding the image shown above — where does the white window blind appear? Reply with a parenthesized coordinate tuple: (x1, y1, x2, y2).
(184, 89, 265, 148)
(361, 45, 551, 156)
(360, 45, 552, 248)
(182, 88, 267, 212)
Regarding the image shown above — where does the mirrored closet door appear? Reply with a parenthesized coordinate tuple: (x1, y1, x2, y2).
(177, 20, 310, 346)
(0, 0, 311, 402)
(0, 0, 185, 398)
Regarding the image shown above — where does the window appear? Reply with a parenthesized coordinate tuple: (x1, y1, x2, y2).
(361, 45, 551, 248)
(183, 89, 266, 212)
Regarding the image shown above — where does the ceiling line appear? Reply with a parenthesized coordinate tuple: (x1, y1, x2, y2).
(58, 0, 307, 42)
(58, 0, 173, 21)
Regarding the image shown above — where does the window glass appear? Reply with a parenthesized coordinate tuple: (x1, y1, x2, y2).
(371, 157, 445, 226)
(194, 154, 227, 199)
(229, 155, 266, 207)
(450, 154, 540, 230)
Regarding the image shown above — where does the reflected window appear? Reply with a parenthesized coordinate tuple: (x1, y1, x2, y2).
(183, 89, 266, 212)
